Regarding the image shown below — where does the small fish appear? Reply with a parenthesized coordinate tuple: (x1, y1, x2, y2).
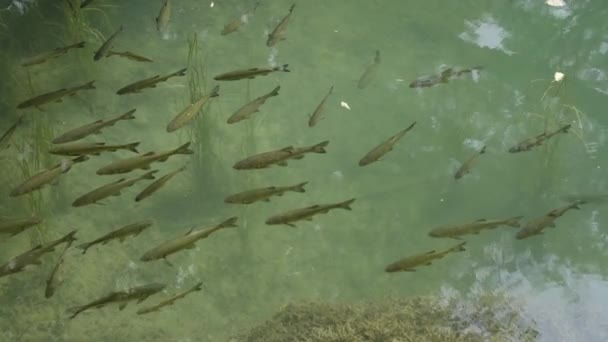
(515, 202, 582, 240)
(67, 283, 165, 319)
(0, 230, 77, 278)
(409, 66, 482, 88)
(561, 194, 608, 204)
(96, 142, 193, 175)
(359, 122, 416, 166)
(0, 116, 23, 151)
(233, 141, 328, 170)
(52, 109, 136, 144)
(167, 85, 219, 132)
(308, 86, 333, 127)
(21, 41, 86, 67)
(45, 242, 71, 298)
(547, 201, 584, 217)
(72, 170, 158, 207)
(508, 124, 571, 153)
(156, 0, 171, 33)
(385, 242, 466, 273)
(77, 220, 153, 254)
(17, 81, 96, 110)
(135, 164, 187, 202)
(107, 50, 153, 62)
(265, 198, 355, 227)
(94, 25, 123, 61)
(266, 4, 295, 47)
(80, 0, 95, 8)
(221, 1, 260, 36)
(454, 145, 486, 180)
(0, 216, 42, 237)
(10, 156, 89, 197)
(428, 216, 522, 239)
(358, 50, 380, 89)
(136, 281, 203, 315)
(225, 181, 308, 204)
(213, 64, 290, 81)
(49, 142, 140, 157)
(140, 217, 237, 263)
(117, 68, 187, 95)
(227, 86, 280, 124)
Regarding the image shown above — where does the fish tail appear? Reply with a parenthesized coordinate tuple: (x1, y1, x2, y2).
(76, 243, 92, 254)
(312, 140, 329, 153)
(328, 85, 334, 94)
(75, 41, 86, 48)
(219, 216, 239, 228)
(120, 108, 137, 120)
(291, 181, 308, 193)
(339, 198, 356, 210)
(66, 306, 84, 319)
(479, 145, 487, 154)
(452, 241, 467, 252)
(71, 155, 89, 163)
(83, 80, 96, 89)
(560, 124, 572, 133)
(506, 216, 523, 228)
(404, 121, 417, 133)
(125, 142, 140, 153)
(174, 68, 188, 77)
(193, 281, 204, 291)
(141, 170, 159, 180)
(62, 230, 78, 245)
(280, 64, 290, 72)
(209, 85, 220, 97)
(174, 142, 194, 155)
(288, 4, 296, 12)
(269, 85, 281, 96)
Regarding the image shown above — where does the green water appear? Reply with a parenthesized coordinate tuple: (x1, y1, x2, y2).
(0, 0, 607, 341)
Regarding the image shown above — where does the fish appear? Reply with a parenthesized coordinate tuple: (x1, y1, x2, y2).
(80, 0, 95, 8)
(0, 216, 42, 237)
(135, 164, 187, 202)
(227, 85, 280, 124)
(140, 217, 237, 263)
(454, 145, 486, 180)
(224, 181, 308, 204)
(428, 216, 522, 239)
(358, 50, 380, 89)
(265, 198, 355, 227)
(308, 86, 333, 127)
(107, 50, 153, 62)
(0, 230, 77, 278)
(45, 242, 71, 298)
(136, 282, 203, 315)
(213, 64, 290, 81)
(508, 124, 571, 153)
(0, 116, 23, 151)
(21, 41, 86, 67)
(359, 122, 416, 166)
(221, 1, 260, 36)
(515, 202, 582, 240)
(16, 80, 96, 110)
(67, 283, 165, 319)
(233, 141, 328, 170)
(94, 25, 123, 61)
(385, 242, 466, 273)
(266, 4, 295, 47)
(72, 170, 158, 207)
(96, 142, 193, 175)
(156, 0, 171, 33)
(10, 156, 89, 197)
(52, 109, 136, 144)
(49, 141, 140, 156)
(561, 194, 608, 204)
(77, 220, 153, 254)
(409, 66, 482, 88)
(117, 68, 187, 95)
(167, 85, 220, 132)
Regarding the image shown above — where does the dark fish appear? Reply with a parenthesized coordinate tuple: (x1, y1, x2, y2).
(221, 1, 260, 36)
(454, 145, 486, 180)
(428, 216, 522, 239)
(45, 243, 71, 298)
(140, 217, 237, 263)
(213, 64, 290, 81)
(156, 0, 171, 33)
(0, 116, 23, 151)
(308, 86, 333, 127)
(21, 41, 86, 67)
(67, 283, 165, 319)
(265, 198, 355, 227)
(96, 142, 193, 175)
(52, 109, 136, 144)
(385, 242, 466, 273)
(77, 220, 153, 254)
(107, 50, 153, 62)
(233, 141, 328, 170)
(136, 282, 203, 315)
(80, 0, 95, 8)
(227, 85, 280, 124)
(16, 81, 96, 110)
(266, 4, 295, 47)
(49, 141, 140, 156)
(135, 164, 187, 202)
(409, 66, 482, 88)
(10, 156, 89, 197)
(117, 68, 187, 95)
(508, 124, 571, 153)
(225, 181, 307, 204)
(72, 171, 158, 207)
(167, 85, 219, 132)
(515, 202, 582, 240)
(0, 216, 42, 237)
(358, 50, 380, 89)
(94, 25, 123, 61)
(359, 122, 416, 166)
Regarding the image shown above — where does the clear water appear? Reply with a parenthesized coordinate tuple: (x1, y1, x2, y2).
(0, 0, 607, 341)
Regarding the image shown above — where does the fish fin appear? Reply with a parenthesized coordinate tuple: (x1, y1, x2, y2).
(280, 146, 294, 152)
(281, 64, 290, 72)
(339, 198, 356, 210)
(185, 243, 196, 249)
(141, 170, 158, 180)
(118, 303, 128, 310)
(143, 152, 155, 156)
(269, 86, 281, 96)
(175, 142, 194, 155)
(561, 124, 572, 133)
(219, 217, 238, 228)
(276, 192, 284, 196)
(285, 223, 296, 228)
(312, 141, 329, 153)
(263, 198, 271, 202)
(141, 165, 151, 170)
(292, 181, 308, 192)
(426, 250, 436, 254)
(111, 191, 122, 196)
(163, 258, 173, 267)
(479, 145, 487, 154)
(120, 109, 137, 120)
(549, 223, 556, 228)
(126, 142, 140, 153)
(277, 161, 288, 166)
(291, 155, 305, 160)
(475, 218, 487, 222)
(506, 216, 523, 228)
